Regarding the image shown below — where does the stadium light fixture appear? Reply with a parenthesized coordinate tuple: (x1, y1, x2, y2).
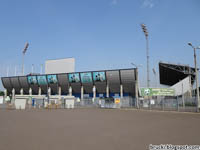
(22, 42, 29, 75)
(131, 63, 142, 68)
(188, 42, 193, 47)
(188, 42, 200, 112)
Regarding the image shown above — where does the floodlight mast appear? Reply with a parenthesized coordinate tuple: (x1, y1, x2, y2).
(188, 42, 200, 112)
(22, 42, 29, 75)
(141, 24, 151, 109)
(141, 24, 150, 88)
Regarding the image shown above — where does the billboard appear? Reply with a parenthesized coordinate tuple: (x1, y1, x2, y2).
(93, 72, 106, 82)
(27, 76, 37, 85)
(68, 73, 80, 83)
(37, 75, 47, 85)
(141, 88, 175, 96)
(47, 75, 57, 84)
(80, 72, 92, 83)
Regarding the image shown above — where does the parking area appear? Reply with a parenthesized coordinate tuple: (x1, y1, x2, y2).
(0, 108, 199, 150)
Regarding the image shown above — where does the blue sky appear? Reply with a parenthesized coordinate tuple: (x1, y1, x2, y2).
(0, 0, 200, 89)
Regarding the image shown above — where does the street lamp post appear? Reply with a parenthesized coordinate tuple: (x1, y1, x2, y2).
(188, 42, 200, 112)
(131, 63, 142, 109)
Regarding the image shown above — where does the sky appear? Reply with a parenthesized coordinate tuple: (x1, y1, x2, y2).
(0, 0, 200, 90)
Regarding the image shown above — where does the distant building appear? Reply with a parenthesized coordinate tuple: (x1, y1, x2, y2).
(45, 58, 75, 74)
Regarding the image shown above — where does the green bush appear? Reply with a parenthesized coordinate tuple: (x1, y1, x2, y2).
(0, 91, 4, 96)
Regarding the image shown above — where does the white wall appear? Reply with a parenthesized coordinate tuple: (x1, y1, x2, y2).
(45, 58, 75, 74)
(170, 76, 191, 96)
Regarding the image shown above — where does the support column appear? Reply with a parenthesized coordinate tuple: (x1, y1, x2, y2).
(38, 87, 41, 95)
(93, 85, 96, 99)
(106, 84, 109, 98)
(20, 88, 24, 95)
(12, 88, 15, 101)
(120, 84, 123, 98)
(4, 89, 7, 98)
(4, 89, 7, 103)
(29, 88, 32, 96)
(58, 86, 61, 96)
(69, 86, 72, 96)
(48, 87, 51, 97)
(81, 86, 84, 100)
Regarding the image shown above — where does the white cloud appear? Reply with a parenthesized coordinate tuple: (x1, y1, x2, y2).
(142, 0, 155, 8)
(111, 0, 118, 5)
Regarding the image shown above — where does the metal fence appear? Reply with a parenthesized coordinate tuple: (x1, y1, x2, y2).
(138, 97, 197, 112)
(0, 96, 198, 112)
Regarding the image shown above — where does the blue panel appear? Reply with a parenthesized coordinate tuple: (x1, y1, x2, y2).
(73, 93, 81, 98)
(27, 76, 37, 85)
(93, 72, 106, 82)
(124, 93, 129, 96)
(47, 75, 57, 84)
(109, 93, 115, 97)
(103, 93, 106, 97)
(96, 93, 99, 97)
(68, 73, 80, 83)
(80, 72, 92, 83)
(89, 93, 93, 97)
(37, 75, 47, 85)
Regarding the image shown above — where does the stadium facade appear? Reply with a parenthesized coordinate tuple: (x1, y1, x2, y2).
(1, 68, 138, 99)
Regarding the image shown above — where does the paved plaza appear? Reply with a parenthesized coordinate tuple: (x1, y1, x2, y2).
(0, 108, 199, 150)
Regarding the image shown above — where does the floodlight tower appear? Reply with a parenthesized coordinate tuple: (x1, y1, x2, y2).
(22, 42, 29, 75)
(141, 24, 150, 88)
(188, 42, 200, 112)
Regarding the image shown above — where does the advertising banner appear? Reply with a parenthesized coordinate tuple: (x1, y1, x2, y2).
(141, 88, 175, 96)
(28, 76, 37, 85)
(37, 75, 47, 85)
(47, 75, 57, 84)
(68, 73, 80, 83)
(93, 72, 106, 82)
(80, 72, 92, 83)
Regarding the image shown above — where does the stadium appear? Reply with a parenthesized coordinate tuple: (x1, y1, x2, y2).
(1, 58, 198, 111)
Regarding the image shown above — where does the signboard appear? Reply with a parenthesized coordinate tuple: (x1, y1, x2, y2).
(93, 72, 106, 82)
(141, 88, 175, 96)
(27, 76, 37, 85)
(37, 75, 47, 85)
(80, 72, 92, 83)
(68, 73, 80, 83)
(115, 98, 120, 104)
(47, 75, 57, 84)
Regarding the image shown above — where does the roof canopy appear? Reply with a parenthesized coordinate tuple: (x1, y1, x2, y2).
(159, 62, 195, 86)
